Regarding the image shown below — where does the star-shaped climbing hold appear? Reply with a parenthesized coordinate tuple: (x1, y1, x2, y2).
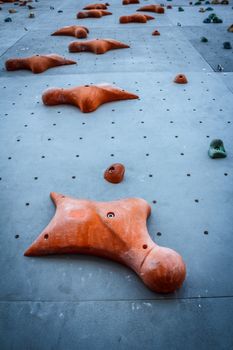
(83, 3, 109, 10)
(5, 54, 76, 74)
(137, 4, 165, 13)
(24, 192, 186, 293)
(69, 39, 129, 54)
(77, 10, 112, 18)
(52, 25, 89, 39)
(42, 83, 139, 113)
(119, 13, 154, 23)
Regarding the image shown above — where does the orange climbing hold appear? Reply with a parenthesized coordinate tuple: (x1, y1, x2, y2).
(77, 10, 112, 18)
(24, 193, 186, 293)
(42, 84, 139, 113)
(83, 3, 109, 10)
(137, 4, 165, 13)
(152, 30, 160, 35)
(5, 54, 76, 74)
(174, 74, 188, 84)
(120, 13, 154, 23)
(52, 26, 89, 39)
(69, 39, 129, 54)
(104, 163, 125, 183)
(122, 0, 140, 4)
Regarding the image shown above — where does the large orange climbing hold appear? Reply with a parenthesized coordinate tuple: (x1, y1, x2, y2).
(52, 26, 89, 39)
(42, 84, 139, 113)
(123, 0, 140, 4)
(137, 4, 165, 13)
(104, 163, 125, 183)
(77, 10, 112, 18)
(24, 193, 186, 293)
(119, 13, 154, 23)
(174, 74, 188, 84)
(69, 39, 129, 54)
(5, 54, 76, 74)
(83, 3, 109, 10)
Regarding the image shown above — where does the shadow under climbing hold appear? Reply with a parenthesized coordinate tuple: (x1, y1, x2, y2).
(24, 192, 186, 293)
(137, 4, 165, 13)
(223, 41, 232, 49)
(83, 3, 109, 10)
(104, 163, 125, 183)
(152, 30, 160, 36)
(174, 74, 188, 84)
(52, 26, 89, 39)
(5, 54, 76, 74)
(208, 139, 227, 158)
(42, 84, 139, 113)
(69, 39, 129, 54)
(77, 10, 112, 18)
(119, 13, 154, 23)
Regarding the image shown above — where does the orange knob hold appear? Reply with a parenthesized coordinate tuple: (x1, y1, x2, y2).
(104, 163, 125, 183)
(42, 84, 139, 113)
(24, 193, 186, 294)
(119, 13, 154, 23)
(152, 30, 160, 36)
(174, 74, 188, 84)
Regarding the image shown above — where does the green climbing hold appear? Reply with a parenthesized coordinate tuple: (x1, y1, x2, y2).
(208, 13, 217, 20)
(194, 1, 202, 5)
(205, 1, 210, 4)
(203, 18, 211, 23)
(223, 41, 232, 49)
(208, 139, 227, 159)
(201, 36, 208, 42)
(213, 17, 223, 23)
(178, 6, 184, 11)
(206, 6, 213, 10)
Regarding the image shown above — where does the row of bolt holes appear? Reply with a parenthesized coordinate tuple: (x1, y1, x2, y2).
(14, 230, 210, 240)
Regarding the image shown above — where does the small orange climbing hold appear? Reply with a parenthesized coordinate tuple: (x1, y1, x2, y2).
(152, 30, 160, 36)
(5, 54, 76, 74)
(52, 26, 89, 39)
(137, 4, 165, 14)
(83, 3, 109, 10)
(122, 0, 140, 4)
(104, 163, 125, 183)
(69, 39, 129, 54)
(174, 74, 188, 84)
(77, 10, 112, 18)
(119, 13, 154, 23)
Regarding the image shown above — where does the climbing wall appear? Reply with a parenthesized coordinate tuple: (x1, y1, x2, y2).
(0, 0, 233, 349)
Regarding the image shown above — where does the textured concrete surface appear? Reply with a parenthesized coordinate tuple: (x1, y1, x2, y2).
(0, 1, 233, 350)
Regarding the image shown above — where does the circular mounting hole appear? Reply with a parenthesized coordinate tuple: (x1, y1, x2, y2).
(107, 212, 115, 218)
(25, 203, 29, 206)
(195, 199, 199, 203)
(224, 173, 228, 176)
(15, 234, 19, 239)
(44, 234, 49, 240)
(142, 244, 148, 249)
(108, 167, 115, 173)
(157, 232, 162, 236)
(204, 231, 208, 235)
